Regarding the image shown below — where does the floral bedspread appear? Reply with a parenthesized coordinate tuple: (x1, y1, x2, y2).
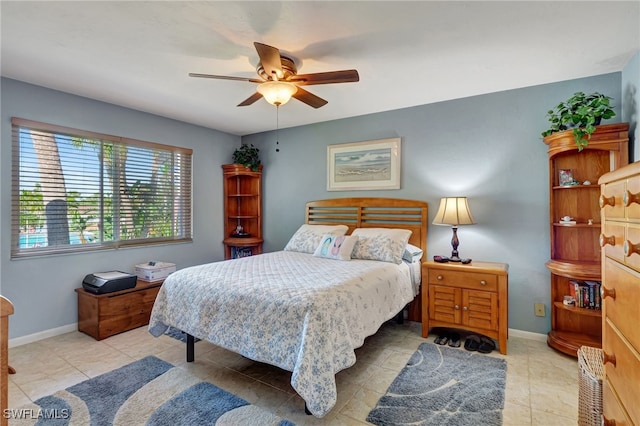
(148, 250, 413, 417)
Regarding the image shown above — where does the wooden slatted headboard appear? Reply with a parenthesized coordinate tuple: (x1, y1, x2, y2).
(305, 197, 428, 256)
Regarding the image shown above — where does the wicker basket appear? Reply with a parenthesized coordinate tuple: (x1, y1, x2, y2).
(577, 346, 605, 426)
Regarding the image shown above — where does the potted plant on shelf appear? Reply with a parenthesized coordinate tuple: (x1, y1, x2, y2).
(541, 91, 616, 150)
(232, 144, 261, 171)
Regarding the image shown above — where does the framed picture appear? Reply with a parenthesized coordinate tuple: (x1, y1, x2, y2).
(559, 169, 573, 186)
(327, 138, 401, 191)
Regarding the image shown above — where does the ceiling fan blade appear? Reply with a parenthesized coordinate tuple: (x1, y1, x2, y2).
(237, 92, 264, 107)
(288, 69, 359, 86)
(292, 87, 328, 109)
(189, 73, 263, 84)
(254, 42, 284, 79)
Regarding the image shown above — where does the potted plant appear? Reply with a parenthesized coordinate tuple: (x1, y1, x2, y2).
(232, 144, 261, 171)
(541, 91, 616, 150)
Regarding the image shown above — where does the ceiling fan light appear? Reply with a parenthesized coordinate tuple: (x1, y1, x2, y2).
(257, 81, 297, 106)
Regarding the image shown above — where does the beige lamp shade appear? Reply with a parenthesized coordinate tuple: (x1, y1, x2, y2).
(257, 81, 298, 106)
(432, 197, 476, 226)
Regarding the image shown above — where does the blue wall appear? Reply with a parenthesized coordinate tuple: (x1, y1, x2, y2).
(622, 50, 639, 160)
(1, 78, 240, 339)
(243, 73, 623, 335)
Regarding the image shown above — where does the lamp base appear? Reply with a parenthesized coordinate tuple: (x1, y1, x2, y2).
(449, 256, 462, 262)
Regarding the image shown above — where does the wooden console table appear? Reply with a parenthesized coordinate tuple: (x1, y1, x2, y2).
(75, 279, 163, 340)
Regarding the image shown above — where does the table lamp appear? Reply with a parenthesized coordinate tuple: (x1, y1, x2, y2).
(432, 197, 476, 262)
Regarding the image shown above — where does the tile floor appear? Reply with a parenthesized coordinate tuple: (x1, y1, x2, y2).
(8, 322, 579, 425)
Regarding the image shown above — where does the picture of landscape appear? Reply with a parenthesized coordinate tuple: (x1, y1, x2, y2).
(327, 138, 400, 191)
(334, 148, 391, 182)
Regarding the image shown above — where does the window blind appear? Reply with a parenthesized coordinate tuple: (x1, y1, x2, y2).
(11, 117, 192, 258)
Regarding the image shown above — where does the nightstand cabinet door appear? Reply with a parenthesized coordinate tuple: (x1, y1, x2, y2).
(463, 289, 498, 331)
(428, 285, 461, 324)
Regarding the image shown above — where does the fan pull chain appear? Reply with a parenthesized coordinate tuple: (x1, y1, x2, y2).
(275, 105, 280, 152)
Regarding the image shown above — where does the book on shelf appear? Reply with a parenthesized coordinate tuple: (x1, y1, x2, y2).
(568, 279, 601, 310)
(231, 246, 254, 259)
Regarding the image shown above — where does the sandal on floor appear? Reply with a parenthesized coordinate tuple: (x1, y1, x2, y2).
(448, 332, 461, 348)
(478, 336, 496, 354)
(434, 333, 450, 345)
(464, 335, 480, 351)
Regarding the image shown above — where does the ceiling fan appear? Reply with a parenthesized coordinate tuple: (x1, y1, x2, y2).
(189, 42, 359, 108)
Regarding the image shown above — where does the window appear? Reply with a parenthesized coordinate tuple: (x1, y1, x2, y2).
(11, 117, 192, 258)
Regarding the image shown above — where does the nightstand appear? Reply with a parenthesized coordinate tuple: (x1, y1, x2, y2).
(422, 260, 509, 354)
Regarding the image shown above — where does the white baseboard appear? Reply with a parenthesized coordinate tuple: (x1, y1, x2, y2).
(9, 323, 549, 348)
(508, 328, 547, 342)
(8, 323, 77, 348)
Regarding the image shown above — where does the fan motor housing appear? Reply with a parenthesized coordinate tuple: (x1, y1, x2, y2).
(257, 56, 297, 80)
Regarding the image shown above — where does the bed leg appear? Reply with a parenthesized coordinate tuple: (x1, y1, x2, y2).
(305, 402, 312, 415)
(186, 333, 194, 362)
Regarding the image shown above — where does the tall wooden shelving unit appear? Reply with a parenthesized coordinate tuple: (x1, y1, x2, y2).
(222, 164, 263, 260)
(543, 123, 628, 357)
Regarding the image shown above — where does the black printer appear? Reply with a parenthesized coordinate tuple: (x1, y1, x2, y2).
(82, 271, 137, 294)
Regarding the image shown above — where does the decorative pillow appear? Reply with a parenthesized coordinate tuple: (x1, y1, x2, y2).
(284, 224, 349, 254)
(313, 234, 359, 261)
(351, 228, 412, 264)
(403, 243, 424, 263)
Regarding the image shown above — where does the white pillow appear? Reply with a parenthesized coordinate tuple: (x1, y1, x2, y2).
(313, 234, 359, 261)
(351, 228, 412, 264)
(284, 224, 349, 254)
(403, 243, 424, 263)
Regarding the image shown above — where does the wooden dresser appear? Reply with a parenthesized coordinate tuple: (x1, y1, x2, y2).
(599, 161, 640, 425)
(1, 296, 14, 425)
(422, 260, 509, 354)
(75, 279, 163, 340)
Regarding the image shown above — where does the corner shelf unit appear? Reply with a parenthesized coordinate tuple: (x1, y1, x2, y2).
(222, 164, 263, 260)
(543, 123, 629, 357)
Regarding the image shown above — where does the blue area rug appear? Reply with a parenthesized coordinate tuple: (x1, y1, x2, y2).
(367, 342, 507, 426)
(12, 356, 295, 425)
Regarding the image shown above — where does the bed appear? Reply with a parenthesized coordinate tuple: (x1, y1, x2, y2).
(148, 197, 428, 417)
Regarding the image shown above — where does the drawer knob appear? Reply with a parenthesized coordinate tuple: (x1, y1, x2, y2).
(623, 240, 640, 257)
(599, 194, 615, 208)
(454, 305, 460, 310)
(600, 286, 616, 300)
(480, 280, 487, 286)
(601, 415, 616, 426)
(623, 190, 640, 207)
(437, 275, 443, 281)
(463, 306, 468, 311)
(599, 234, 615, 247)
(603, 351, 616, 367)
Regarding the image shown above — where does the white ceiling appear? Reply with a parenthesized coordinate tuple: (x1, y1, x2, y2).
(2, 1, 639, 136)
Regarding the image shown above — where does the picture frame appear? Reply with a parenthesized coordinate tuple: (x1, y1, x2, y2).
(327, 137, 401, 191)
(559, 169, 573, 186)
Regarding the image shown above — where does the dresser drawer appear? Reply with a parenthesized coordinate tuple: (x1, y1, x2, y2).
(603, 379, 634, 426)
(601, 223, 625, 263)
(623, 224, 640, 273)
(427, 269, 497, 292)
(626, 175, 640, 222)
(601, 180, 626, 219)
(603, 320, 640, 423)
(603, 260, 640, 352)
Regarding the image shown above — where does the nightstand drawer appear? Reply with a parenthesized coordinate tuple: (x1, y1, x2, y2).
(428, 270, 497, 292)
